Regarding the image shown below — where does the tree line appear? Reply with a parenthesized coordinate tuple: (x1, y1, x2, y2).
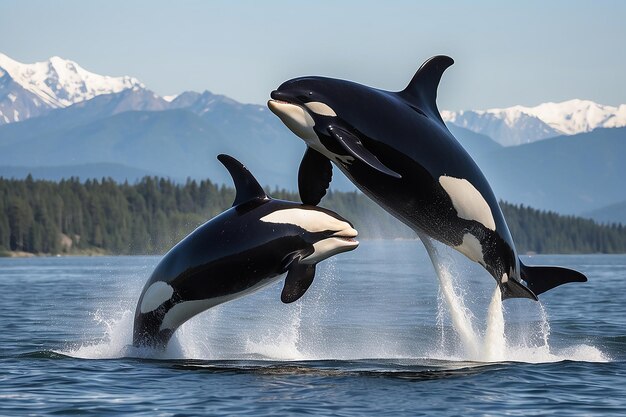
(1, 175, 624, 256)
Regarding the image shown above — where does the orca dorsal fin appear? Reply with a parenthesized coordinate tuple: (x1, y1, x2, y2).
(217, 154, 268, 207)
(400, 55, 454, 123)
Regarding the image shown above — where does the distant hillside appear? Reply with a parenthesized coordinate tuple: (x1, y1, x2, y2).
(0, 103, 304, 190)
(447, 124, 502, 156)
(0, 87, 492, 193)
(2, 103, 624, 220)
(1, 176, 624, 256)
(584, 200, 626, 225)
(470, 127, 626, 216)
(0, 163, 164, 184)
(501, 203, 625, 254)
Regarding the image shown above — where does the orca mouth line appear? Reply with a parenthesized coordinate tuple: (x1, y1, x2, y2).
(267, 98, 306, 114)
(331, 230, 359, 244)
(269, 90, 300, 106)
(269, 99, 291, 105)
(268, 98, 301, 110)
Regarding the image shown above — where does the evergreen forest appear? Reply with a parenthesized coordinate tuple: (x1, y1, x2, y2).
(1, 175, 625, 256)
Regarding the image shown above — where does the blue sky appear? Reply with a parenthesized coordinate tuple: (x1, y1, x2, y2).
(1, 0, 624, 110)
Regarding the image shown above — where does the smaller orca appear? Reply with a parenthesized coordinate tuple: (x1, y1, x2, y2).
(133, 154, 358, 348)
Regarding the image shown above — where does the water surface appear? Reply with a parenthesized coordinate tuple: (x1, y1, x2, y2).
(0, 241, 624, 415)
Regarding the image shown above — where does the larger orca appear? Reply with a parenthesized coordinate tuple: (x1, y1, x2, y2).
(133, 154, 358, 348)
(268, 55, 586, 300)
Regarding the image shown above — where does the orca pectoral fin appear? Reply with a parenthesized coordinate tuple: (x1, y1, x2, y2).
(520, 261, 587, 297)
(328, 126, 401, 179)
(299, 147, 332, 206)
(500, 278, 538, 301)
(281, 262, 316, 303)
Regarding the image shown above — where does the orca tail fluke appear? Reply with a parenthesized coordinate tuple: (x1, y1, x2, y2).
(519, 260, 588, 297)
(500, 278, 538, 301)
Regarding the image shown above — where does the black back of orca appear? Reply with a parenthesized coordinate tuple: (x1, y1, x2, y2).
(269, 56, 587, 300)
(133, 155, 358, 348)
(133, 200, 308, 347)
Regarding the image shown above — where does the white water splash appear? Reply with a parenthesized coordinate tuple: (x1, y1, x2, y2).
(61, 250, 609, 364)
(65, 308, 136, 359)
(244, 302, 305, 360)
(63, 262, 339, 361)
(421, 236, 608, 363)
(483, 286, 505, 361)
(434, 259, 480, 358)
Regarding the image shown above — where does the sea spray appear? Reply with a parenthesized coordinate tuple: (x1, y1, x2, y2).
(422, 235, 528, 362)
(422, 235, 522, 362)
(437, 263, 481, 358)
(298, 260, 339, 358)
(243, 261, 341, 360)
(66, 308, 136, 359)
(538, 301, 551, 349)
(422, 236, 480, 358)
(418, 237, 609, 363)
(170, 305, 223, 359)
(57, 246, 609, 363)
(435, 290, 449, 356)
(483, 286, 506, 361)
(244, 301, 305, 360)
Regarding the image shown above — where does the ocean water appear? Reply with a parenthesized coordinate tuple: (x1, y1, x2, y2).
(0, 240, 624, 416)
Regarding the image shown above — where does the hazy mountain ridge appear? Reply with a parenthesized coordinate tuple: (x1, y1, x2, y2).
(0, 89, 312, 189)
(0, 85, 496, 191)
(470, 127, 626, 216)
(1, 53, 625, 224)
(0, 163, 162, 184)
(583, 200, 626, 226)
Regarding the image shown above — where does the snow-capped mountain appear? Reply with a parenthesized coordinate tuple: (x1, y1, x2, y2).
(0, 53, 144, 124)
(0, 72, 50, 124)
(3, 52, 626, 150)
(442, 99, 626, 146)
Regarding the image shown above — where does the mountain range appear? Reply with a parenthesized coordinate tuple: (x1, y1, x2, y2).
(0, 53, 143, 124)
(0, 53, 625, 224)
(442, 100, 626, 146)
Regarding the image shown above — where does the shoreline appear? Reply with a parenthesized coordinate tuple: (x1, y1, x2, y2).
(2, 250, 37, 258)
(2, 244, 624, 258)
(1, 248, 111, 258)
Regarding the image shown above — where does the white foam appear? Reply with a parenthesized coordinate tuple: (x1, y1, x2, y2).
(60, 252, 609, 365)
(421, 237, 609, 363)
(244, 302, 306, 360)
(65, 309, 136, 359)
(435, 258, 480, 358)
(483, 286, 506, 362)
